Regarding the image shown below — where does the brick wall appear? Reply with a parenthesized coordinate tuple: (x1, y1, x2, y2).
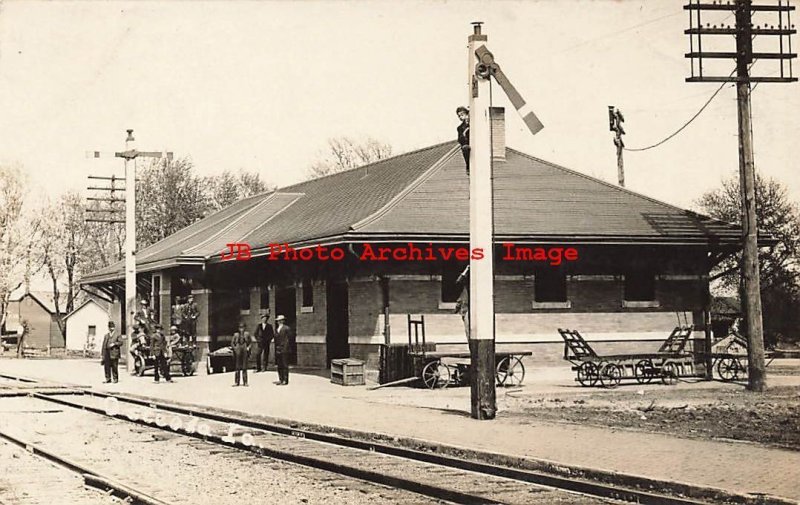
(295, 280, 326, 337)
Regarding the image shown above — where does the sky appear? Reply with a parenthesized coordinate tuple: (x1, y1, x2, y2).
(0, 0, 798, 212)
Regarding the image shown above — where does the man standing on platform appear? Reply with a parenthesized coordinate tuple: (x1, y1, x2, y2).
(232, 323, 251, 386)
(101, 321, 122, 383)
(274, 315, 292, 385)
(184, 294, 199, 344)
(151, 324, 173, 383)
(254, 312, 274, 372)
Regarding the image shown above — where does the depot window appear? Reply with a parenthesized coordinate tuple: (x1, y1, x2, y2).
(624, 270, 656, 301)
(534, 270, 567, 303)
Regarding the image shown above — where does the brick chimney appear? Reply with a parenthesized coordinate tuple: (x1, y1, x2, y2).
(490, 107, 505, 160)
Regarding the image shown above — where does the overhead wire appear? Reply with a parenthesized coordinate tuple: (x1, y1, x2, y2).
(625, 33, 760, 153)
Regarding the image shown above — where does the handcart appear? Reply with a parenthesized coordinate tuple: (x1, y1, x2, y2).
(132, 341, 197, 377)
(406, 314, 532, 389)
(558, 326, 695, 388)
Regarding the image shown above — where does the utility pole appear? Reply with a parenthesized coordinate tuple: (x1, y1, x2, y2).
(85, 174, 125, 224)
(608, 106, 626, 187)
(91, 130, 172, 371)
(685, 0, 796, 392)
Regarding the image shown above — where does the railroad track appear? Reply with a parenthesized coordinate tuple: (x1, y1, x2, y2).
(0, 373, 780, 505)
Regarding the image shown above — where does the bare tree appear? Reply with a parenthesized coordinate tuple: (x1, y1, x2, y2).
(0, 165, 41, 337)
(307, 136, 393, 180)
(39, 192, 95, 339)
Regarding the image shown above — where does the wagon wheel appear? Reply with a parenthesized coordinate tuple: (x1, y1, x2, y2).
(716, 357, 740, 382)
(421, 360, 450, 389)
(577, 362, 599, 387)
(634, 359, 654, 384)
(496, 356, 526, 387)
(661, 361, 679, 385)
(598, 363, 622, 388)
(134, 355, 146, 377)
(181, 352, 196, 376)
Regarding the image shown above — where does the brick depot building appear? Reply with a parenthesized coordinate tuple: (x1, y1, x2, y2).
(81, 140, 744, 373)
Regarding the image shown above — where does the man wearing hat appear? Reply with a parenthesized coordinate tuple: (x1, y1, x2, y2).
(456, 106, 470, 175)
(274, 315, 292, 385)
(100, 321, 122, 383)
(151, 324, 173, 383)
(134, 299, 154, 336)
(183, 294, 200, 344)
(254, 311, 274, 373)
(231, 322, 252, 386)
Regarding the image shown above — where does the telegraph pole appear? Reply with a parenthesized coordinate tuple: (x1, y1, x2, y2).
(468, 22, 496, 420)
(608, 106, 626, 187)
(685, 0, 797, 391)
(91, 130, 172, 371)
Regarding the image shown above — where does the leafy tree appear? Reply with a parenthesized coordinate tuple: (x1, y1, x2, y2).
(136, 157, 208, 247)
(307, 136, 393, 180)
(203, 169, 272, 211)
(696, 173, 800, 345)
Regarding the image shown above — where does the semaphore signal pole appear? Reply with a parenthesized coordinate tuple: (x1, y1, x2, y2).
(684, 0, 797, 392)
(466, 23, 544, 419)
(90, 130, 172, 371)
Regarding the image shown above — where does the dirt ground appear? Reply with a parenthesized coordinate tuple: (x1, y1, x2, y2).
(502, 361, 800, 451)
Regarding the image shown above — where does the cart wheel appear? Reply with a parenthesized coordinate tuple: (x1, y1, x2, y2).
(181, 353, 195, 376)
(134, 355, 146, 377)
(634, 359, 654, 384)
(716, 357, 740, 382)
(599, 363, 622, 388)
(661, 361, 679, 385)
(577, 362, 599, 387)
(421, 360, 450, 389)
(496, 356, 526, 387)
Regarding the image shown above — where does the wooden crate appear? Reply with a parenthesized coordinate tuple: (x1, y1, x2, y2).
(331, 358, 365, 386)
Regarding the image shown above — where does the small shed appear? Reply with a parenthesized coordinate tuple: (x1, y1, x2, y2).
(64, 298, 111, 352)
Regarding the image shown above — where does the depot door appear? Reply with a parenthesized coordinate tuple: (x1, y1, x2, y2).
(326, 281, 349, 366)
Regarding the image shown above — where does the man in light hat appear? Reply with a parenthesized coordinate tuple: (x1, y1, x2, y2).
(274, 315, 292, 385)
(101, 321, 122, 383)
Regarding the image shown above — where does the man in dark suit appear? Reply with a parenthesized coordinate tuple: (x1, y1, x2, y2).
(151, 324, 173, 383)
(274, 315, 292, 385)
(232, 323, 251, 386)
(456, 106, 470, 175)
(101, 321, 122, 383)
(254, 312, 274, 372)
(184, 295, 199, 344)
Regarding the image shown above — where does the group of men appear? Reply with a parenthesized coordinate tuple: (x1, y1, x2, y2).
(171, 295, 199, 344)
(230, 310, 292, 387)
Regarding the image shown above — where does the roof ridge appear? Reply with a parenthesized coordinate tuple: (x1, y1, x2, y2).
(230, 192, 305, 251)
(506, 147, 740, 232)
(350, 145, 460, 232)
(184, 193, 283, 257)
(136, 193, 267, 260)
(278, 141, 456, 193)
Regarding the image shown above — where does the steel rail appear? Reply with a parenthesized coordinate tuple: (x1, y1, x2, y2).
(0, 426, 169, 505)
(35, 389, 720, 505)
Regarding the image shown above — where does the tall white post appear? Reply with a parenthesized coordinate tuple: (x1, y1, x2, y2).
(124, 129, 136, 371)
(467, 23, 496, 420)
